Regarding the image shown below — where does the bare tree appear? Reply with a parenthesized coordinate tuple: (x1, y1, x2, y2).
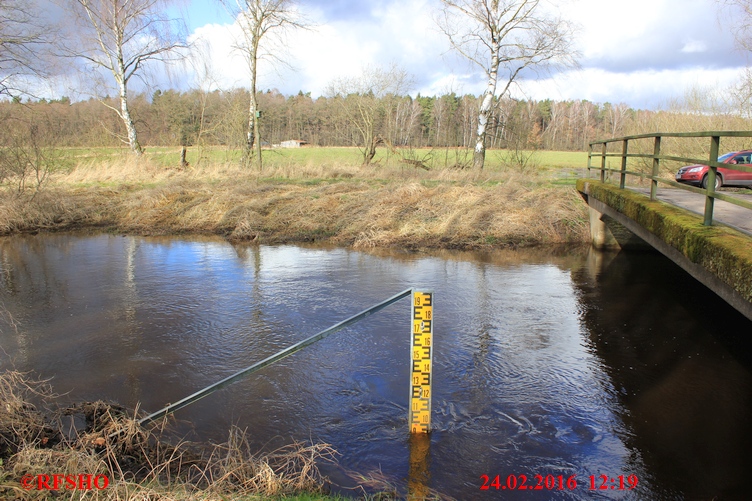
(0, 108, 59, 198)
(326, 65, 413, 165)
(717, 1, 752, 115)
(719, 0, 752, 52)
(391, 96, 421, 147)
(0, 0, 55, 97)
(185, 38, 223, 165)
(438, 0, 577, 169)
(58, 0, 186, 155)
(604, 102, 631, 137)
(218, 0, 303, 169)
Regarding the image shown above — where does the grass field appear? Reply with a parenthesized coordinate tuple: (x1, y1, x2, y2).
(60, 145, 590, 172)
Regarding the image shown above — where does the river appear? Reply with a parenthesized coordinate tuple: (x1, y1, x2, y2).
(1, 234, 750, 499)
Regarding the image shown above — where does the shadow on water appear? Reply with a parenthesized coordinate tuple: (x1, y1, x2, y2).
(572, 248, 752, 500)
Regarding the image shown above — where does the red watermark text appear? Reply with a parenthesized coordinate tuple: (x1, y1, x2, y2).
(20, 474, 110, 491)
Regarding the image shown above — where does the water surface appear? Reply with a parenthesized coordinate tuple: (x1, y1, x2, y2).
(1, 234, 750, 499)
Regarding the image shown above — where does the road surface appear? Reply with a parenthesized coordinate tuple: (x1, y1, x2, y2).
(629, 186, 752, 235)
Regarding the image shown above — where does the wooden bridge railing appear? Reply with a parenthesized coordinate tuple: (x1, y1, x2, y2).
(588, 131, 752, 227)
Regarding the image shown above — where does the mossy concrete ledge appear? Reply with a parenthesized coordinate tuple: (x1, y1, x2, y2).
(577, 179, 752, 321)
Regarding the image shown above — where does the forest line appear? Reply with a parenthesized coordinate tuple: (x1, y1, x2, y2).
(3, 88, 751, 159)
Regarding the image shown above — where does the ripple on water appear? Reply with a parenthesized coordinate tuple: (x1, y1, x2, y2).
(1, 236, 751, 499)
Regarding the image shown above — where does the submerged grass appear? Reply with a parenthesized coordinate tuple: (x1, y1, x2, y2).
(0, 370, 339, 500)
(0, 147, 591, 249)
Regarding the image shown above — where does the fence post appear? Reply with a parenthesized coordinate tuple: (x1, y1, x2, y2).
(620, 139, 628, 189)
(650, 136, 661, 201)
(587, 143, 593, 178)
(703, 135, 720, 226)
(600, 143, 607, 182)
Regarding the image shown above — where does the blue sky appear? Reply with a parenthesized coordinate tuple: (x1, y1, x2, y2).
(175, 1, 232, 31)
(81, 0, 752, 110)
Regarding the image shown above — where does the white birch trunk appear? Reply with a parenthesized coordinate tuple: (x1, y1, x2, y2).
(474, 50, 500, 170)
(246, 55, 257, 161)
(116, 68, 141, 155)
(120, 89, 141, 154)
(246, 93, 257, 159)
(245, 33, 262, 169)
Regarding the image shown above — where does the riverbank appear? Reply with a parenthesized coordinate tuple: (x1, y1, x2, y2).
(0, 370, 348, 500)
(0, 366, 453, 500)
(0, 149, 590, 249)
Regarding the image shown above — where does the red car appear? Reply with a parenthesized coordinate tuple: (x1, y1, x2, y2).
(676, 150, 752, 189)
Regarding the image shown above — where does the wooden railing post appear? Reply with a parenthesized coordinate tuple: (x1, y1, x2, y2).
(620, 139, 628, 189)
(650, 136, 661, 201)
(587, 143, 593, 177)
(703, 135, 720, 226)
(600, 143, 607, 182)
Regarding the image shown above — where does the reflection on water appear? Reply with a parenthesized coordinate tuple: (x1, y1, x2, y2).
(575, 249, 752, 500)
(408, 433, 431, 500)
(1, 234, 751, 499)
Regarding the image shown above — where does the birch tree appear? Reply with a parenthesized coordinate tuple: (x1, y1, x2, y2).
(219, 0, 303, 169)
(59, 0, 186, 155)
(438, 0, 577, 169)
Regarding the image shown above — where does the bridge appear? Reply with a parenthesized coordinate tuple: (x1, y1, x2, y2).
(575, 131, 752, 322)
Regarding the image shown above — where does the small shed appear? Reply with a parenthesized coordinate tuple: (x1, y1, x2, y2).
(280, 139, 309, 148)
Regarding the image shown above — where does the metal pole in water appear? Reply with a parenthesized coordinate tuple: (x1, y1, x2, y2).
(138, 288, 413, 426)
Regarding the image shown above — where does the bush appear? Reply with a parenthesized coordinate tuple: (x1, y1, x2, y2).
(0, 115, 59, 199)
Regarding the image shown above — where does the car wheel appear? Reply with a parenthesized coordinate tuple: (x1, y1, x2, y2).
(701, 174, 722, 190)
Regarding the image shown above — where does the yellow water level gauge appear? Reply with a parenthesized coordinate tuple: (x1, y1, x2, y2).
(409, 290, 433, 434)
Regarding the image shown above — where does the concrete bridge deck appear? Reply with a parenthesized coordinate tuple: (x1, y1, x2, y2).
(576, 179, 752, 322)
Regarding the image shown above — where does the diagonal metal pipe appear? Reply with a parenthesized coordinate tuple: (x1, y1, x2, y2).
(137, 288, 413, 426)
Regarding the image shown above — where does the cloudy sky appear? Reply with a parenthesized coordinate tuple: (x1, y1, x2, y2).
(159, 0, 746, 109)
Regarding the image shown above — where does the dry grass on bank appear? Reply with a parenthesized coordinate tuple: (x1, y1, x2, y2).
(0, 370, 337, 500)
(0, 154, 590, 249)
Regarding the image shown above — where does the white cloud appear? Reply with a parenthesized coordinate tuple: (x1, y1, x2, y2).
(278, 0, 452, 95)
(518, 67, 743, 109)
(681, 40, 708, 54)
(176, 0, 747, 110)
(187, 23, 249, 90)
(565, 0, 741, 70)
